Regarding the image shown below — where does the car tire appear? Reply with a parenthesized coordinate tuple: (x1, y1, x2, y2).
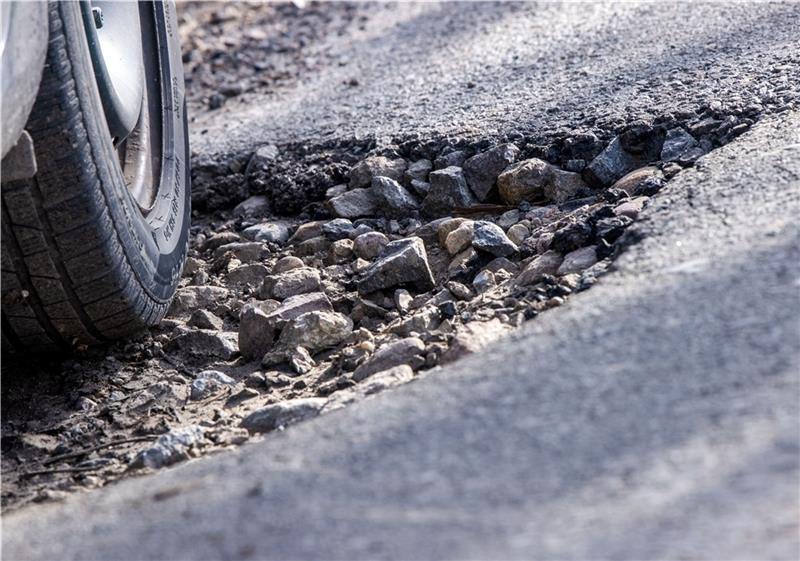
(1, 1, 190, 351)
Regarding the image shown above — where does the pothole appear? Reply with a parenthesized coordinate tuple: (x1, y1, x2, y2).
(0, 104, 780, 512)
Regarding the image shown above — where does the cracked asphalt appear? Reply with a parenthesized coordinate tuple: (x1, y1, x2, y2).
(3, 2, 799, 559)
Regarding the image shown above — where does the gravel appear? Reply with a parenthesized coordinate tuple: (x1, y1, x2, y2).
(5, 0, 797, 519)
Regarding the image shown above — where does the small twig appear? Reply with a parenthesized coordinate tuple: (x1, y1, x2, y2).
(41, 436, 157, 466)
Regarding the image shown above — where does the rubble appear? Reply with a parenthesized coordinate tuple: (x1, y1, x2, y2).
(358, 237, 435, 294)
(4, 101, 731, 512)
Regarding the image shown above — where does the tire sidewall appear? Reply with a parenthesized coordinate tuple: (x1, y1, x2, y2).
(64, 1, 190, 303)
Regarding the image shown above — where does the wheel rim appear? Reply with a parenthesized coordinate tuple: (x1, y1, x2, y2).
(82, 1, 163, 214)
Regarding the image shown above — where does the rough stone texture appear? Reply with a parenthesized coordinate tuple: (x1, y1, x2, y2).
(203, 232, 241, 251)
(213, 242, 268, 263)
(260, 267, 321, 300)
(358, 237, 435, 294)
(288, 221, 324, 244)
(557, 247, 598, 275)
(409, 179, 431, 197)
(329, 188, 378, 218)
(226, 264, 269, 288)
(464, 143, 520, 201)
(190, 370, 236, 401)
(371, 176, 419, 217)
(242, 222, 290, 244)
(472, 221, 518, 257)
(422, 166, 476, 217)
(497, 158, 551, 205)
(232, 195, 271, 219)
(238, 302, 278, 361)
(327, 239, 354, 264)
(187, 309, 224, 331)
(614, 196, 650, 219)
(516, 251, 564, 285)
(240, 398, 327, 433)
(353, 231, 389, 260)
(441, 319, 513, 363)
(507, 223, 529, 245)
(292, 236, 332, 257)
(545, 169, 587, 203)
(447, 246, 480, 278)
(405, 159, 433, 183)
(272, 256, 305, 274)
(444, 221, 474, 255)
(661, 127, 703, 164)
(550, 221, 594, 253)
(497, 209, 520, 229)
(353, 337, 425, 381)
(585, 136, 640, 187)
(434, 150, 466, 169)
(129, 426, 205, 470)
(277, 311, 353, 353)
(7, 4, 800, 558)
(437, 218, 468, 247)
(168, 286, 230, 318)
(611, 167, 661, 196)
(265, 292, 333, 325)
(321, 219, 354, 240)
(349, 156, 407, 188)
(472, 270, 496, 293)
(168, 328, 239, 360)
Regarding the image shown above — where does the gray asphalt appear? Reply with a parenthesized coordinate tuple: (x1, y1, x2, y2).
(4, 110, 800, 560)
(4, 3, 800, 559)
(191, 1, 800, 157)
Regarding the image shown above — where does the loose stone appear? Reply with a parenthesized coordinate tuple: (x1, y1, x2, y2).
(238, 302, 278, 361)
(463, 143, 520, 201)
(260, 267, 321, 300)
(372, 176, 419, 217)
(242, 222, 290, 244)
(507, 223, 529, 245)
(240, 398, 327, 433)
(353, 231, 389, 260)
(614, 196, 649, 219)
(358, 237, 435, 294)
(405, 159, 433, 183)
(471, 221, 518, 257)
(557, 247, 598, 275)
(190, 370, 236, 401)
(444, 221, 474, 255)
(322, 218, 354, 240)
(497, 158, 551, 205)
(272, 255, 305, 274)
(277, 311, 353, 353)
(585, 136, 640, 187)
(422, 166, 476, 217)
(187, 309, 224, 331)
(516, 251, 563, 285)
(169, 328, 239, 360)
(329, 188, 379, 218)
(129, 426, 205, 469)
(353, 336, 425, 381)
(349, 156, 407, 188)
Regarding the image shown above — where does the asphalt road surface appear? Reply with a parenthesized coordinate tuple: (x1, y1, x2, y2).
(3, 2, 799, 560)
(191, 1, 799, 156)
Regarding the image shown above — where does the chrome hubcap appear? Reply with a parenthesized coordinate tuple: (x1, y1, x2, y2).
(82, 1, 144, 142)
(82, 1, 163, 214)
